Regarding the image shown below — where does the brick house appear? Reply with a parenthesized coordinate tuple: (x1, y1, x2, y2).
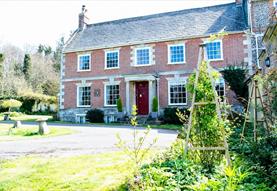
(59, 0, 276, 122)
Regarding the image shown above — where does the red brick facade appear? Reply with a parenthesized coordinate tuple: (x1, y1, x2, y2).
(61, 32, 247, 121)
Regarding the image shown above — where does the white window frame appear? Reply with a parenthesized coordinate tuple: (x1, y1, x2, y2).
(105, 50, 120, 69)
(274, 0, 277, 7)
(76, 84, 91, 108)
(168, 43, 186, 64)
(104, 81, 120, 107)
(77, 54, 91, 72)
(205, 40, 223, 61)
(134, 47, 152, 66)
(168, 80, 187, 106)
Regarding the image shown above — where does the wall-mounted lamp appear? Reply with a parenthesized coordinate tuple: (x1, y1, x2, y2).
(265, 57, 271, 67)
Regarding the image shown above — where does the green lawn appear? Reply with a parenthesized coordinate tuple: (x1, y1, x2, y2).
(0, 124, 77, 141)
(0, 151, 152, 191)
(0, 113, 53, 122)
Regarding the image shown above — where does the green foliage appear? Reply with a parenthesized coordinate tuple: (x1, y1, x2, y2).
(0, 111, 24, 117)
(229, 123, 277, 189)
(262, 68, 277, 122)
(37, 44, 52, 56)
(23, 54, 31, 81)
(0, 99, 22, 112)
(222, 65, 248, 102)
(0, 53, 4, 78)
(152, 96, 158, 112)
(133, 138, 272, 190)
(186, 61, 225, 171)
(163, 107, 189, 124)
(0, 92, 57, 113)
(117, 97, 123, 112)
(53, 37, 65, 72)
(0, 53, 4, 63)
(86, 108, 104, 123)
(41, 80, 59, 96)
(116, 105, 158, 173)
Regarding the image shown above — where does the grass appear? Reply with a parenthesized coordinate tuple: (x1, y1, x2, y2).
(0, 112, 181, 130)
(0, 113, 53, 122)
(0, 124, 77, 141)
(0, 151, 155, 191)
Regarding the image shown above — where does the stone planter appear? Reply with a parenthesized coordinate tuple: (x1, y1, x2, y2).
(151, 112, 158, 119)
(117, 112, 124, 121)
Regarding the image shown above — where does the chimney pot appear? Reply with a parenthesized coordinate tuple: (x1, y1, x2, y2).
(78, 5, 87, 31)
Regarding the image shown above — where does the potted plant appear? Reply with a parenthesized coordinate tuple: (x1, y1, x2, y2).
(151, 96, 158, 119)
(116, 97, 124, 120)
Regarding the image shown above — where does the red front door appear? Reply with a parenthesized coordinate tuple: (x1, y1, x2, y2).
(135, 81, 149, 115)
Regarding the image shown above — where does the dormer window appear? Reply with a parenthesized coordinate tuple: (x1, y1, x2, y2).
(78, 54, 91, 71)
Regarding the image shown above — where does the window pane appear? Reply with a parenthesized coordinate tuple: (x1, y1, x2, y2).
(106, 85, 120, 105)
(206, 42, 222, 60)
(78, 86, 91, 106)
(215, 78, 225, 102)
(169, 83, 186, 104)
(136, 48, 150, 65)
(106, 51, 119, 68)
(170, 45, 184, 63)
(79, 55, 90, 70)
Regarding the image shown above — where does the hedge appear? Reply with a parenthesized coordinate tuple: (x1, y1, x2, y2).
(0, 92, 57, 113)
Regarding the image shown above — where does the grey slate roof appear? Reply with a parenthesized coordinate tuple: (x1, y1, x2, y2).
(64, 3, 248, 53)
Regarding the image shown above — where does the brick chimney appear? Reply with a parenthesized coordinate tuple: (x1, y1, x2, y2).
(78, 5, 87, 31)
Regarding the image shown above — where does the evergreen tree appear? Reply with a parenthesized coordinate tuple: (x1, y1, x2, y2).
(0, 53, 4, 78)
(23, 54, 31, 81)
(0, 53, 4, 95)
(53, 37, 65, 72)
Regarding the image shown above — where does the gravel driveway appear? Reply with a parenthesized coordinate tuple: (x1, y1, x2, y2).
(0, 124, 177, 159)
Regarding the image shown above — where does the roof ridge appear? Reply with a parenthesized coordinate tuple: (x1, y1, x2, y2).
(87, 2, 236, 27)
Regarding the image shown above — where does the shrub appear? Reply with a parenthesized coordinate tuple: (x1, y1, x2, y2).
(222, 65, 248, 102)
(152, 96, 158, 112)
(163, 107, 189, 124)
(86, 109, 104, 123)
(0, 99, 22, 112)
(116, 97, 123, 112)
(0, 92, 57, 114)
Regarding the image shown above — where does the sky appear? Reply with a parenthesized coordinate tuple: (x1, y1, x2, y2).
(0, 0, 234, 49)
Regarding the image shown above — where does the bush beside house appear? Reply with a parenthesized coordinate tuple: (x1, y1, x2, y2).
(86, 109, 104, 123)
(163, 107, 189, 124)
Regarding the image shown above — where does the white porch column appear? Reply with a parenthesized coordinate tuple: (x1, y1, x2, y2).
(149, 80, 153, 113)
(126, 80, 130, 114)
(156, 78, 160, 114)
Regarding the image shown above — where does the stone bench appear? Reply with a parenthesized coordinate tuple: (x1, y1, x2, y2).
(36, 119, 50, 135)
